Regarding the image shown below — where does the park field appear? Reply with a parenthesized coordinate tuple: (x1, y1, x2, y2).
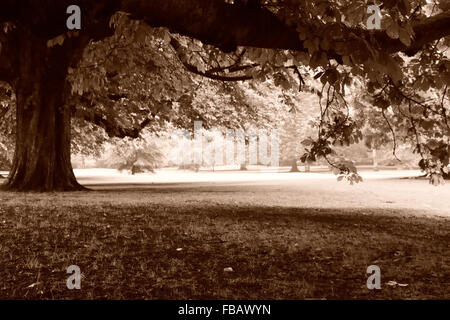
(0, 169, 449, 299)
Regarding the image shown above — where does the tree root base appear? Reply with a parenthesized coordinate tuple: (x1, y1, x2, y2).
(0, 180, 90, 192)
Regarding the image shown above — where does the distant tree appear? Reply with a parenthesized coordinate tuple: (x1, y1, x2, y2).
(279, 89, 319, 172)
(354, 98, 392, 170)
(100, 132, 164, 175)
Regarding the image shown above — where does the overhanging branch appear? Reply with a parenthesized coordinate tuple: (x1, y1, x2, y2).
(122, 0, 450, 60)
(122, 0, 302, 52)
(170, 37, 255, 81)
(77, 108, 153, 139)
(1, 1, 450, 78)
(71, 95, 153, 139)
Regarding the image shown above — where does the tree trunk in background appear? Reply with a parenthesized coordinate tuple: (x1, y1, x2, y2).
(372, 145, 379, 171)
(3, 34, 85, 191)
(290, 159, 300, 172)
(305, 162, 311, 172)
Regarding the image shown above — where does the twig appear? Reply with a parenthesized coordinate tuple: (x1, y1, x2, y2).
(381, 108, 401, 162)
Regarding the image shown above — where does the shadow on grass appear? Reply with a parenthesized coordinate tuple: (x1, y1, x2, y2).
(0, 198, 448, 300)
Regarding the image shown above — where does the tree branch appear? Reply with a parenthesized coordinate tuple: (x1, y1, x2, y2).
(170, 37, 254, 81)
(381, 108, 401, 161)
(121, 0, 450, 58)
(122, 0, 302, 53)
(2, 1, 450, 76)
(76, 109, 153, 139)
(71, 95, 153, 139)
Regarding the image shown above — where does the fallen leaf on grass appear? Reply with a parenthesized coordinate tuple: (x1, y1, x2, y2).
(387, 281, 408, 287)
(26, 282, 41, 288)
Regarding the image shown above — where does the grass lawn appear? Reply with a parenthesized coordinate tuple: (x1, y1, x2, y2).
(0, 170, 449, 299)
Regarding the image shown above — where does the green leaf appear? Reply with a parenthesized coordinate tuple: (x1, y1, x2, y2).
(399, 28, 411, 47)
(386, 22, 400, 40)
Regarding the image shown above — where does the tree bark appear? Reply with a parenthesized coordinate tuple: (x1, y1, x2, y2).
(290, 159, 300, 172)
(304, 163, 311, 172)
(371, 141, 379, 171)
(2, 33, 85, 191)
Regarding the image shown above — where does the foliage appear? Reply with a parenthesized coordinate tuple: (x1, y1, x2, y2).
(97, 131, 165, 174)
(279, 90, 319, 168)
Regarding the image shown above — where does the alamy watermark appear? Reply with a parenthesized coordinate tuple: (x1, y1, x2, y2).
(66, 5, 81, 30)
(366, 265, 381, 290)
(66, 265, 81, 290)
(172, 121, 279, 167)
(367, 5, 382, 30)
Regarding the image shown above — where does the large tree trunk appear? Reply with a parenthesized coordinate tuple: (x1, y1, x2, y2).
(2, 33, 85, 192)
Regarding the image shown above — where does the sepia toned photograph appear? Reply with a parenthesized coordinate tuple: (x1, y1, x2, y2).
(0, 0, 449, 306)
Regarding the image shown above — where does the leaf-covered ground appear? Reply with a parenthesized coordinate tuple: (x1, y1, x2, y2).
(0, 171, 449, 299)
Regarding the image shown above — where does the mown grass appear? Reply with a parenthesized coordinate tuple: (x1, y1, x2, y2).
(0, 188, 448, 300)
